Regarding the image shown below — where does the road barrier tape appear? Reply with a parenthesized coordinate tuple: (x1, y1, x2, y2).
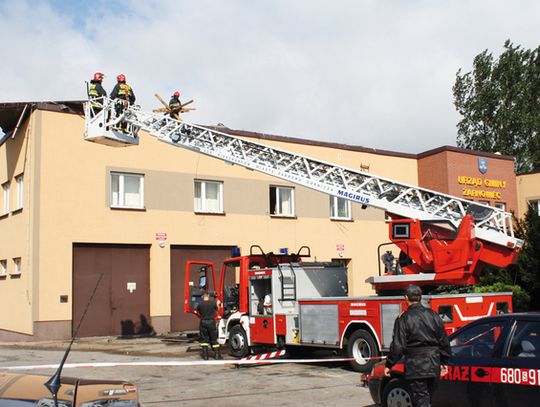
(240, 349, 286, 361)
(0, 354, 385, 371)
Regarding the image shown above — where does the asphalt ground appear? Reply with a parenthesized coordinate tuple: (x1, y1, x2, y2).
(0, 335, 376, 406)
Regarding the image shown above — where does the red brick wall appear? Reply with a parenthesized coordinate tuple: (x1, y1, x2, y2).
(418, 150, 517, 213)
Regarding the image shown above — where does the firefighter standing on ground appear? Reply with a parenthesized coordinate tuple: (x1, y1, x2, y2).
(196, 292, 222, 360)
(87, 72, 107, 115)
(384, 284, 451, 407)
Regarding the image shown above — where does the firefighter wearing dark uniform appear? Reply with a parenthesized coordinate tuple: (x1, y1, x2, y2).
(110, 74, 136, 124)
(385, 285, 451, 407)
(196, 292, 222, 360)
(88, 72, 107, 115)
(168, 91, 181, 119)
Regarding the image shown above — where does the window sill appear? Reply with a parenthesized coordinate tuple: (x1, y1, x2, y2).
(0, 213, 8, 220)
(330, 218, 353, 223)
(270, 215, 297, 219)
(0, 275, 7, 280)
(9, 273, 21, 279)
(110, 206, 146, 211)
(12, 208, 23, 215)
(194, 211, 226, 216)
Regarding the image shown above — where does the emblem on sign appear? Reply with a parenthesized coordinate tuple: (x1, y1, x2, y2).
(478, 158, 488, 174)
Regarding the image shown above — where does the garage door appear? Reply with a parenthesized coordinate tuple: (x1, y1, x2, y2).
(73, 244, 150, 337)
(170, 245, 235, 332)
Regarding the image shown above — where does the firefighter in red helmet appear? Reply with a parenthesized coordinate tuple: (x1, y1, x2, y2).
(168, 91, 182, 120)
(110, 74, 136, 130)
(87, 72, 107, 115)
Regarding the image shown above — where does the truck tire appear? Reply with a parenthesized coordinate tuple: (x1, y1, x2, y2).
(346, 329, 379, 373)
(382, 378, 412, 407)
(229, 325, 249, 358)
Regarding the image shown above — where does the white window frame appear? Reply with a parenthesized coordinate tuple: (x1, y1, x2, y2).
(0, 260, 6, 276)
(110, 172, 145, 209)
(194, 180, 224, 213)
(330, 196, 351, 220)
(2, 182, 9, 215)
(15, 174, 23, 210)
(11, 257, 21, 275)
(494, 202, 506, 211)
(269, 185, 295, 217)
(529, 200, 540, 214)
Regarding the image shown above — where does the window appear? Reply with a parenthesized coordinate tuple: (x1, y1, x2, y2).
(269, 186, 294, 217)
(194, 180, 223, 213)
(507, 320, 540, 358)
(11, 257, 21, 275)
(15, 174, 23, 210)
(450, 320, 507, 358)
(529, 200, 540, 214)
(495, 202, 506, 211)
(110, 172, 144, 209)
(0, 260, 6, 276)
(330, 196, 351, 220)
(2, 182, 9, 214)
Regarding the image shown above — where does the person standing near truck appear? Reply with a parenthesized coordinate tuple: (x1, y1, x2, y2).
(196, 292, 222, 360)
(384, 284, 451, 407)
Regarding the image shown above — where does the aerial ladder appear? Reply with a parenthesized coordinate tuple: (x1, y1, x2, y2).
(84, 98, 523, 293)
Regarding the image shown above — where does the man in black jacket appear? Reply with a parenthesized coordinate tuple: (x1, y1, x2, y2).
(385, 285, 451, 407)
(87, 72, 107, 115)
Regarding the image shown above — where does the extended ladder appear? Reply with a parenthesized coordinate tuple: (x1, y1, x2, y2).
(84, 99, 522, 250)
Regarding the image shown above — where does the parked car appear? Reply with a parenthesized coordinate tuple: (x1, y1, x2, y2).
(0, 372, 140, 406)
(367, 313, 540, 407)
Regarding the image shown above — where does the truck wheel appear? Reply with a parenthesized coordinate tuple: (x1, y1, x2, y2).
(229, 325, 249, 358)
(346, 329, 379, 373)
(382, 379, 412, 407)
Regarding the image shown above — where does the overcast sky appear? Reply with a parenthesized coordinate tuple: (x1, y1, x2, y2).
(1, 0, 539, 153)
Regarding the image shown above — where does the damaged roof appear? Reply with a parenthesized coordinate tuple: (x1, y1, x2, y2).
(0, 100, 514, 161)
(0, 101, 85, 143)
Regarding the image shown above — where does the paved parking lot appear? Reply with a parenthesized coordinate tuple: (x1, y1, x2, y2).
(0, 337, 376, 406)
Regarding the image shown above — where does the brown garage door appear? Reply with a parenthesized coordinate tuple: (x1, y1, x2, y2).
(73, 244, 151, 337)
(170, 245, 235, 332)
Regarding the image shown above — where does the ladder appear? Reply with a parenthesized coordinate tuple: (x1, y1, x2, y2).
(276, 263, 297, 302)
(84, 99, 522, 250)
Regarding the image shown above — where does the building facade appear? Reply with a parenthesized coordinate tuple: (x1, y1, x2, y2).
(0, 101, 526, 341)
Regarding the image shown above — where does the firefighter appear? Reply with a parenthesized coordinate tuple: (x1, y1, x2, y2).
(381, 250, 395, 274)
(384, 285, 451, 407)
(87, 72, 107, 115)
(196, 292, 222, 360)
(110, 74, 136, 128)
(168, 91, 181, 119)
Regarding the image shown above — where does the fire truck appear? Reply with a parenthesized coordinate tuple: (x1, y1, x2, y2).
(83, 98, 523, 372)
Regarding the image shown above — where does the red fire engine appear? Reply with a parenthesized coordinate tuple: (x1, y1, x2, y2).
(183, 214, 517, 372)
(83, 97, 523, 372)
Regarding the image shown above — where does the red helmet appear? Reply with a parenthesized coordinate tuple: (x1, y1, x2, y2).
(173, 91, 180, 98)
(117, 74, 126, 82)
(93, 72, 104, 81)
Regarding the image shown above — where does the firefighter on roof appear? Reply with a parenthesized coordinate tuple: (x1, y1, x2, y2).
(168, 91, 181, 119)
(196, 292, 222, 360)
(87, 72, 107, 115)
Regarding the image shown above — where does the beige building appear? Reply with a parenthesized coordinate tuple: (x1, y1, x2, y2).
(517, 171, 540, 217)
(0, 101, 529, 341)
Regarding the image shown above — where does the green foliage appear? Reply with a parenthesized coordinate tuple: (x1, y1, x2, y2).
(453, 40, 540, 173)
(514, 204, 540, 310)
(474, 283, 530, 312)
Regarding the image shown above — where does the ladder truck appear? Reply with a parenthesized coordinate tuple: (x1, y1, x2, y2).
(84, 98, 523, 372)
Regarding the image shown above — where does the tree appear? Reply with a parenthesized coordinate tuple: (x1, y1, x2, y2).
(514, 204, 540, 310)
(453, 40, 540, 173)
